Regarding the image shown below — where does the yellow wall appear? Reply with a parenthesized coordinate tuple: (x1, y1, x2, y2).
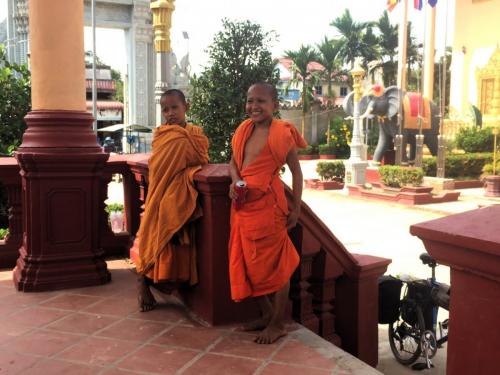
(450, 0, 500, 118)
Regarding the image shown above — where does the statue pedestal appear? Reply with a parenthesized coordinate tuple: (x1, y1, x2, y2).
(344, 160, 368, 186)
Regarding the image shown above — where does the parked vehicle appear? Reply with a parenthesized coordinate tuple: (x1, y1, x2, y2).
(379, 252, 450, 370)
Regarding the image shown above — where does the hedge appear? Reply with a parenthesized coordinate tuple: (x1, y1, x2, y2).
(379, 166, 424, 188)
(316, 161, 345, 182)
(423, 153, 493, 179)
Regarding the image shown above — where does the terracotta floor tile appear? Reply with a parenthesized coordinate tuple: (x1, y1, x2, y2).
(0, 351, 41, 374)
(40, 293, 104, 311)
(20, 358, 103, 375)
(152, 326, 223, 350)
(0, 287, 16, 298)
(74, 283, 125, 297)
(209, 332, 280, 360)
(84, 297, 139, 317)
(100, 368, 143, 375)
(128, 305, 187, 324)
(46, 312, 119, 335)
(57, 336, 140, 366)
(0, 320, 34, 344)
(0, 291, 59, 307)
(272, 339, 336, 370)
(261, 362, 332, 375)
(8, 330, 82, 357)
(181, 353, 262, 375)
(116, 344, 199, 374)
(96, 318, 170, 342)
(0, 302, 24, 317)
(7, 306, 70, 327)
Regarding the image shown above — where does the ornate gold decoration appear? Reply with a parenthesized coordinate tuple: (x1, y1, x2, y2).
(476, 46, 500, 121)
(151, 0, 175, 53)
(351, 63, 365, 103)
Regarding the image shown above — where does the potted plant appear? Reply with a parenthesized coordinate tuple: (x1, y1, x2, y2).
(298, 144, 319, 160)
(318, 143, 336, 159)
(105, 203, 125, 233)
(483, 127, 500, 197)
(305, 161, 345, 190)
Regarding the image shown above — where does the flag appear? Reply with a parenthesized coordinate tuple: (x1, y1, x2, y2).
(428, 0, 438, 6)
(414, 0, 423, 10)
(388, 0, 399, 12)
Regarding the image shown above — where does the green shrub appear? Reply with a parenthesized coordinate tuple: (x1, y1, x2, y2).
(379, 166, 424, 188)
(423, 153, 493, 179)
(0, 228, 8, 240)
(481, 160, 500, 177)
(454, 126, 494, 153)
(316, 161, 345, 182)
(298, 144, 319, 155)
(326, 117, 352, 159)
(318, 143, 336, 155)
(105, 203, 124, 213)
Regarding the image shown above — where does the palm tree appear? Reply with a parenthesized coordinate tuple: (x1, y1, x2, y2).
(316, 37, 342, 105)
(284, 45, 320, 136)
(330, 9, 372, 69)
(376, 10, 398, 86)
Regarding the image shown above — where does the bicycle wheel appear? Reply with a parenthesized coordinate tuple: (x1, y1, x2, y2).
(388, 315, 422, 365)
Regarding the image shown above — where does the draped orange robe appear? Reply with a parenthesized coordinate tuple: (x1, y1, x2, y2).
(229, 118, 307, 301)
(136, 124, 209, 284)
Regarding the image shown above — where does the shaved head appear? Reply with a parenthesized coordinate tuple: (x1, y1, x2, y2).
(248, 82, 278, 101)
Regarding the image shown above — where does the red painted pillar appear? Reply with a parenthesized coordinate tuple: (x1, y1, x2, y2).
(13, 0, 110, 291)
(410, 206, 500, 375)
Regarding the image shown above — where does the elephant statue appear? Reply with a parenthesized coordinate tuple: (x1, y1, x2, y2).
(343, 85, 440, 163)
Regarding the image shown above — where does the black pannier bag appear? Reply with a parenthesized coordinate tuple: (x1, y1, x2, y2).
(378, 275, 403, 324)
(401, 279, 433, 328)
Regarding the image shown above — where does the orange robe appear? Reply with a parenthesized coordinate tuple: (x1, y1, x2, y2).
(229, 118, 307, 301)
(136, 124, 209, 284)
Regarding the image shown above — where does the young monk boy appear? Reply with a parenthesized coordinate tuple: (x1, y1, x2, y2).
(137, 89, 209, 312)
(228, 82, 306, 344)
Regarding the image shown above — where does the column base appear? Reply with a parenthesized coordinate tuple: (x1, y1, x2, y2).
(14, 110, 111, 292)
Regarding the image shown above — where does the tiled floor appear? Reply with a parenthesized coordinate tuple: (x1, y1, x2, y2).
(0, 259, 380, 375)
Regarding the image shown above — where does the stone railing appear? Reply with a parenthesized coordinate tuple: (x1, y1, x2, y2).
(0, 156, 390, 367)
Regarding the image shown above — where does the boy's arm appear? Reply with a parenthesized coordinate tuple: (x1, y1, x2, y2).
(285, 148, 303, 230)
(228, 156, 241, 200)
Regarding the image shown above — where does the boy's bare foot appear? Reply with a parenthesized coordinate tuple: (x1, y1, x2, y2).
(237, 315, 271, 332)
(254, 324, 287, 344)
(138, 275, 157, 312)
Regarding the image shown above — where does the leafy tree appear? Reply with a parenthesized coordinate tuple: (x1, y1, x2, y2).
(111, 69, 124, 103)
(284, 45, 320, 136)
(0, 44, 31, 155)
(330, 9, 373, 69)
(189, 19, 278, 162)
(316, 37, 342, 104)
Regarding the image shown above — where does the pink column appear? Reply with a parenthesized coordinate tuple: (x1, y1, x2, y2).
(411, 206, 500, 375)
(13, 0, 110, 291)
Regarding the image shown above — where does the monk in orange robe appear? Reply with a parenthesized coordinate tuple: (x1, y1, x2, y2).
(228, 82, 306, 344)
(137, 89, 209, 312)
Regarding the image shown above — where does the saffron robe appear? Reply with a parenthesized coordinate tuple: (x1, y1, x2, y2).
(136, 124, 209, 284)
(229, 118, 307, 301)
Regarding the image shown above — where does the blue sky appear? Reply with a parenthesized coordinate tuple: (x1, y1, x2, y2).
(2, 0, 455, 75)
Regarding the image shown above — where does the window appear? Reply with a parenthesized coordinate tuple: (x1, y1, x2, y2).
(314, 85, 322, 95)
(340, 87, 348, 96)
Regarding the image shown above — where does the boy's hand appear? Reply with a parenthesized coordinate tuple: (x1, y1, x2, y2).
(286, 207, 300, 230)
(228, 181, 238, 200)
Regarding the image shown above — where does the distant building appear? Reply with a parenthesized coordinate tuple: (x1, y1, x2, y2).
(85, 63, 124, 149)
(276, 57, 350, 107)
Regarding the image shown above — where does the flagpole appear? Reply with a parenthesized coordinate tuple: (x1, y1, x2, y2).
(395, 0, 409, 165)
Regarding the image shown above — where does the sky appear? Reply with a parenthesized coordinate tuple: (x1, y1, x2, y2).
(2, 0, 455, 76)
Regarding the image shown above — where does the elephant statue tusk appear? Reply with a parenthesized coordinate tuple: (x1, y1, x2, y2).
(360, 106, 373, 120)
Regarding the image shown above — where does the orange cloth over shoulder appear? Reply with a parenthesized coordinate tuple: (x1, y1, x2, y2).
(136, 124, 209, 284)
(229, 118, 307, 301)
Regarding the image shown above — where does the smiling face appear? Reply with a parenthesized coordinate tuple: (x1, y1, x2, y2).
(160, 93, 188, 126)
(246, 84, 278, 126)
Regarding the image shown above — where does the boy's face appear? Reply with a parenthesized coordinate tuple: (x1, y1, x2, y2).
(246, 85, 278, 125)
(160, 94, 188, 126)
